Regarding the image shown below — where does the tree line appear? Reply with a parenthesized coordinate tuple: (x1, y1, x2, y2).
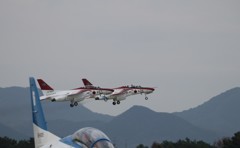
(0, 131, 239, 148)
(137, 131, 240, 148)
(0, 137, 34, 148)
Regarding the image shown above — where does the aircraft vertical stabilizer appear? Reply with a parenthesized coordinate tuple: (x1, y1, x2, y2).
(37, 79, 55, 96)
(29, 77, 60, 148)
(82, 78, 93, 86)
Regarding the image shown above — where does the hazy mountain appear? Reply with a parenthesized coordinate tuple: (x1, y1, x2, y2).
(1, 86, 240, 147)
(0, 122, 27, 140)
(0, 87, 113, 138)
(102, 105, 218, 147)
(24, 105, 218, 147)
(175, 87, 240, 137)
(46, 119, 106, 137)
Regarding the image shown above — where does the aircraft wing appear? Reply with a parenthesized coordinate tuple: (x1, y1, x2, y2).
(111, 89, 129, 96)
(95, 89, 129, 101)
(40, 96, 51, 101)
(67, 89, 90, 96)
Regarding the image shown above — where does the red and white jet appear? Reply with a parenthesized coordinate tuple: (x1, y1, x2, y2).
(82, 79, 155, 105)
(37, 79, 113, 107)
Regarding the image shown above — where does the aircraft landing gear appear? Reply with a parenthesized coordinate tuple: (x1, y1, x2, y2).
(113, 100, 120, 105)
(70, 100, 78, 107)
(145, 94, 149, 100)
(74, 102, 78, 106)
(103, 96, 108, 102)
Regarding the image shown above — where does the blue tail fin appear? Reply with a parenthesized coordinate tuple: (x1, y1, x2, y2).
(30, 77, 60, 148)
(29, 77, 47, 130)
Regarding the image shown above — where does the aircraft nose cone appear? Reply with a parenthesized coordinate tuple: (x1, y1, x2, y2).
(143, 88, 154, 94)
(147, 88, 155, 93)
(150, 88, 155, 92)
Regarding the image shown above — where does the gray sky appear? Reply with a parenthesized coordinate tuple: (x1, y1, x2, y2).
(1, 0, 240, 115)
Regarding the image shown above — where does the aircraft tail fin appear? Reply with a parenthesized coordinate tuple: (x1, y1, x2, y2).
(37, 79, 54, 96)
(82, 78, 93, 86)
(29, 77, 60, 148)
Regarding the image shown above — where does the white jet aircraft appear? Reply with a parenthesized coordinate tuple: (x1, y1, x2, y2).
(37, 79, 113, 107)
(30, 77, 114, 148)
(82, 79, 155, 105)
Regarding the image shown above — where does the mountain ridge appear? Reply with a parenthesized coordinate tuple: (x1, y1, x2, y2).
(103, 105, 218, 147)
(1, 86, 240, 147)
(0, 87, 113, 137)
(174, 87, 240, 136)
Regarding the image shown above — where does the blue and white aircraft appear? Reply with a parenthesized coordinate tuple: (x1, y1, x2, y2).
(29, 77, 114, 148)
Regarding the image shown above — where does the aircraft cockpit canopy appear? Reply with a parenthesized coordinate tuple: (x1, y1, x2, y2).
(130, 85, 142, 88)
(72, 127, 114, 148)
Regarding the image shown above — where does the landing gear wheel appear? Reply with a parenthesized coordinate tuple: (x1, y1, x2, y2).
(104, 97, 108, 102)
(70, 104, 74, 107)
(145, 97, 148, 100)
(112, 102, 116, 105)
(74, 102, 78, 106)
(117, 101, 120, 104)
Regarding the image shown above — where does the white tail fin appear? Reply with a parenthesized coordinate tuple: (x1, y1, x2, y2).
(29, 77, 60, 148)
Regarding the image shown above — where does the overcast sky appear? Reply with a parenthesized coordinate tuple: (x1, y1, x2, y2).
(1, 0, 240, 115)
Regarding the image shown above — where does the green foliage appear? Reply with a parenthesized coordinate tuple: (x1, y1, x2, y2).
(1, 131, 240, 148)
(136, 144, 149, 148)
(0, 137, 34, 148)
(151, 138, 213, 148)
(149, 131, 240, 148)
(0, 137, 17, 148)
(213, 131, 240, 148)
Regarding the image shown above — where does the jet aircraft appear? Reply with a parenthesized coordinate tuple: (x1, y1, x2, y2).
(82, 79, 155, 105)
(30, 77, 114, 148)
(37, 79, 113, 107)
